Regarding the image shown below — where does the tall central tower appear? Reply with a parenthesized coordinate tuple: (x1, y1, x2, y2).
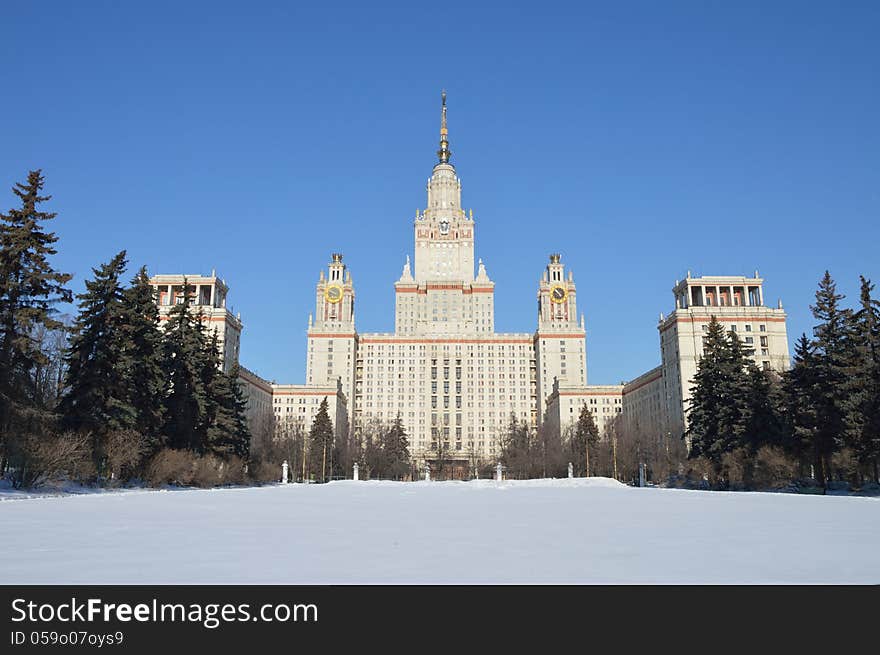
(395, 92, 495, 335)
(413, 90, 475, 281)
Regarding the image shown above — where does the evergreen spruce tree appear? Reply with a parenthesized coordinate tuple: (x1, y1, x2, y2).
(119, 266, 166, 454)
(572, 403, 600, 477)
(308, 397, 334, 482)
(809, 271, 852, 485)
(849, 276, 880, 482)
(197, 330, 224, 453)
(161, 281, 205, 452)
(224, 365, 251, 460)
(718, 330, 753, 453)
(201, 334, 250, 459)
(58, 251, 134, 473)
(685, 316, 760, 482)
(783, 334, 821, 467)
(740, 367, 785, 454)
(0, 170, 72, 470)
(383, 412, 410, 480)
(685, 317, 730, 471)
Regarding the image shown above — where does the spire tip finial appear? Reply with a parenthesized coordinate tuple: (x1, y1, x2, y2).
(437, 90, 451, 164)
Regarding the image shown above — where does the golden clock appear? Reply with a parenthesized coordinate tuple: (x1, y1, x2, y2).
(550, 285, 568, 304)
(324, 284, 343, 304)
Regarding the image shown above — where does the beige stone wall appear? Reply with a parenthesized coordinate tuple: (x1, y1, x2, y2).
(237, 365, 274, 441)
(546, 383, 624, 440)
(355, 334, 536, 464)
(271, 381, 348, 442)
(621, 366, 664, 441)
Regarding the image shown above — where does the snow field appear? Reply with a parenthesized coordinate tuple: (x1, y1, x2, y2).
(2, 478, 877, 583)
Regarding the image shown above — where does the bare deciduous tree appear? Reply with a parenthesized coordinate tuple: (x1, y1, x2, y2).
(9, 431, 91, 489)
(104, 429, 149, 483)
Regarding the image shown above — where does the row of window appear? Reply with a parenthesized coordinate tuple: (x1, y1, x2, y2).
(361, 396, 533, 408)
(569, 406, 622, 414)
(363, 344, 532, 352)
(701, 323, 768, 333)
(273, 397, 323, 405)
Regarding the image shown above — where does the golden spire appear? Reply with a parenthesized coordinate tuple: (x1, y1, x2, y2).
(437, 89, 451, 164)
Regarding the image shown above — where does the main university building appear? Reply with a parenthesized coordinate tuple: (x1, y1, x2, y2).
(149, 94, 791, 475)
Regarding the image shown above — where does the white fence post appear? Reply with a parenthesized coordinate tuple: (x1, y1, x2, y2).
(353, 462, 359, 481)
(424, 463, 431, 482)
(495, 463, 503, 482)
(639, 462, 646, 488)
(282, 460, 289, 484)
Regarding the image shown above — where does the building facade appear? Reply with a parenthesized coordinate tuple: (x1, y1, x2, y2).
(623, 273, 790, 445)
(237, 365, 274, 439)
(272, 380, 349, 443)
(151, 94, 792, 473)
(544, 381, 624, 445)
(149, 273, 243, 373)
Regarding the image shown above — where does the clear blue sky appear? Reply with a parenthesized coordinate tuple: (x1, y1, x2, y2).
(2, 1, 878, 385)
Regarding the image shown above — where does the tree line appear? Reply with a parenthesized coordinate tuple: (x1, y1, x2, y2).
(255, 409, 412, 482)
(496, 409, 600, 479)
(0, 170, 250, 488)
(685, 272, 880, 490)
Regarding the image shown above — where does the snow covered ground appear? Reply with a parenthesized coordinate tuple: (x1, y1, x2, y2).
(2, 478, 877, 584)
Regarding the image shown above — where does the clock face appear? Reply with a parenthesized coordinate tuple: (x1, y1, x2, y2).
(439, 220, 449, 234)
(324, 284, 343, 304)
(550, 285, 568, 303)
